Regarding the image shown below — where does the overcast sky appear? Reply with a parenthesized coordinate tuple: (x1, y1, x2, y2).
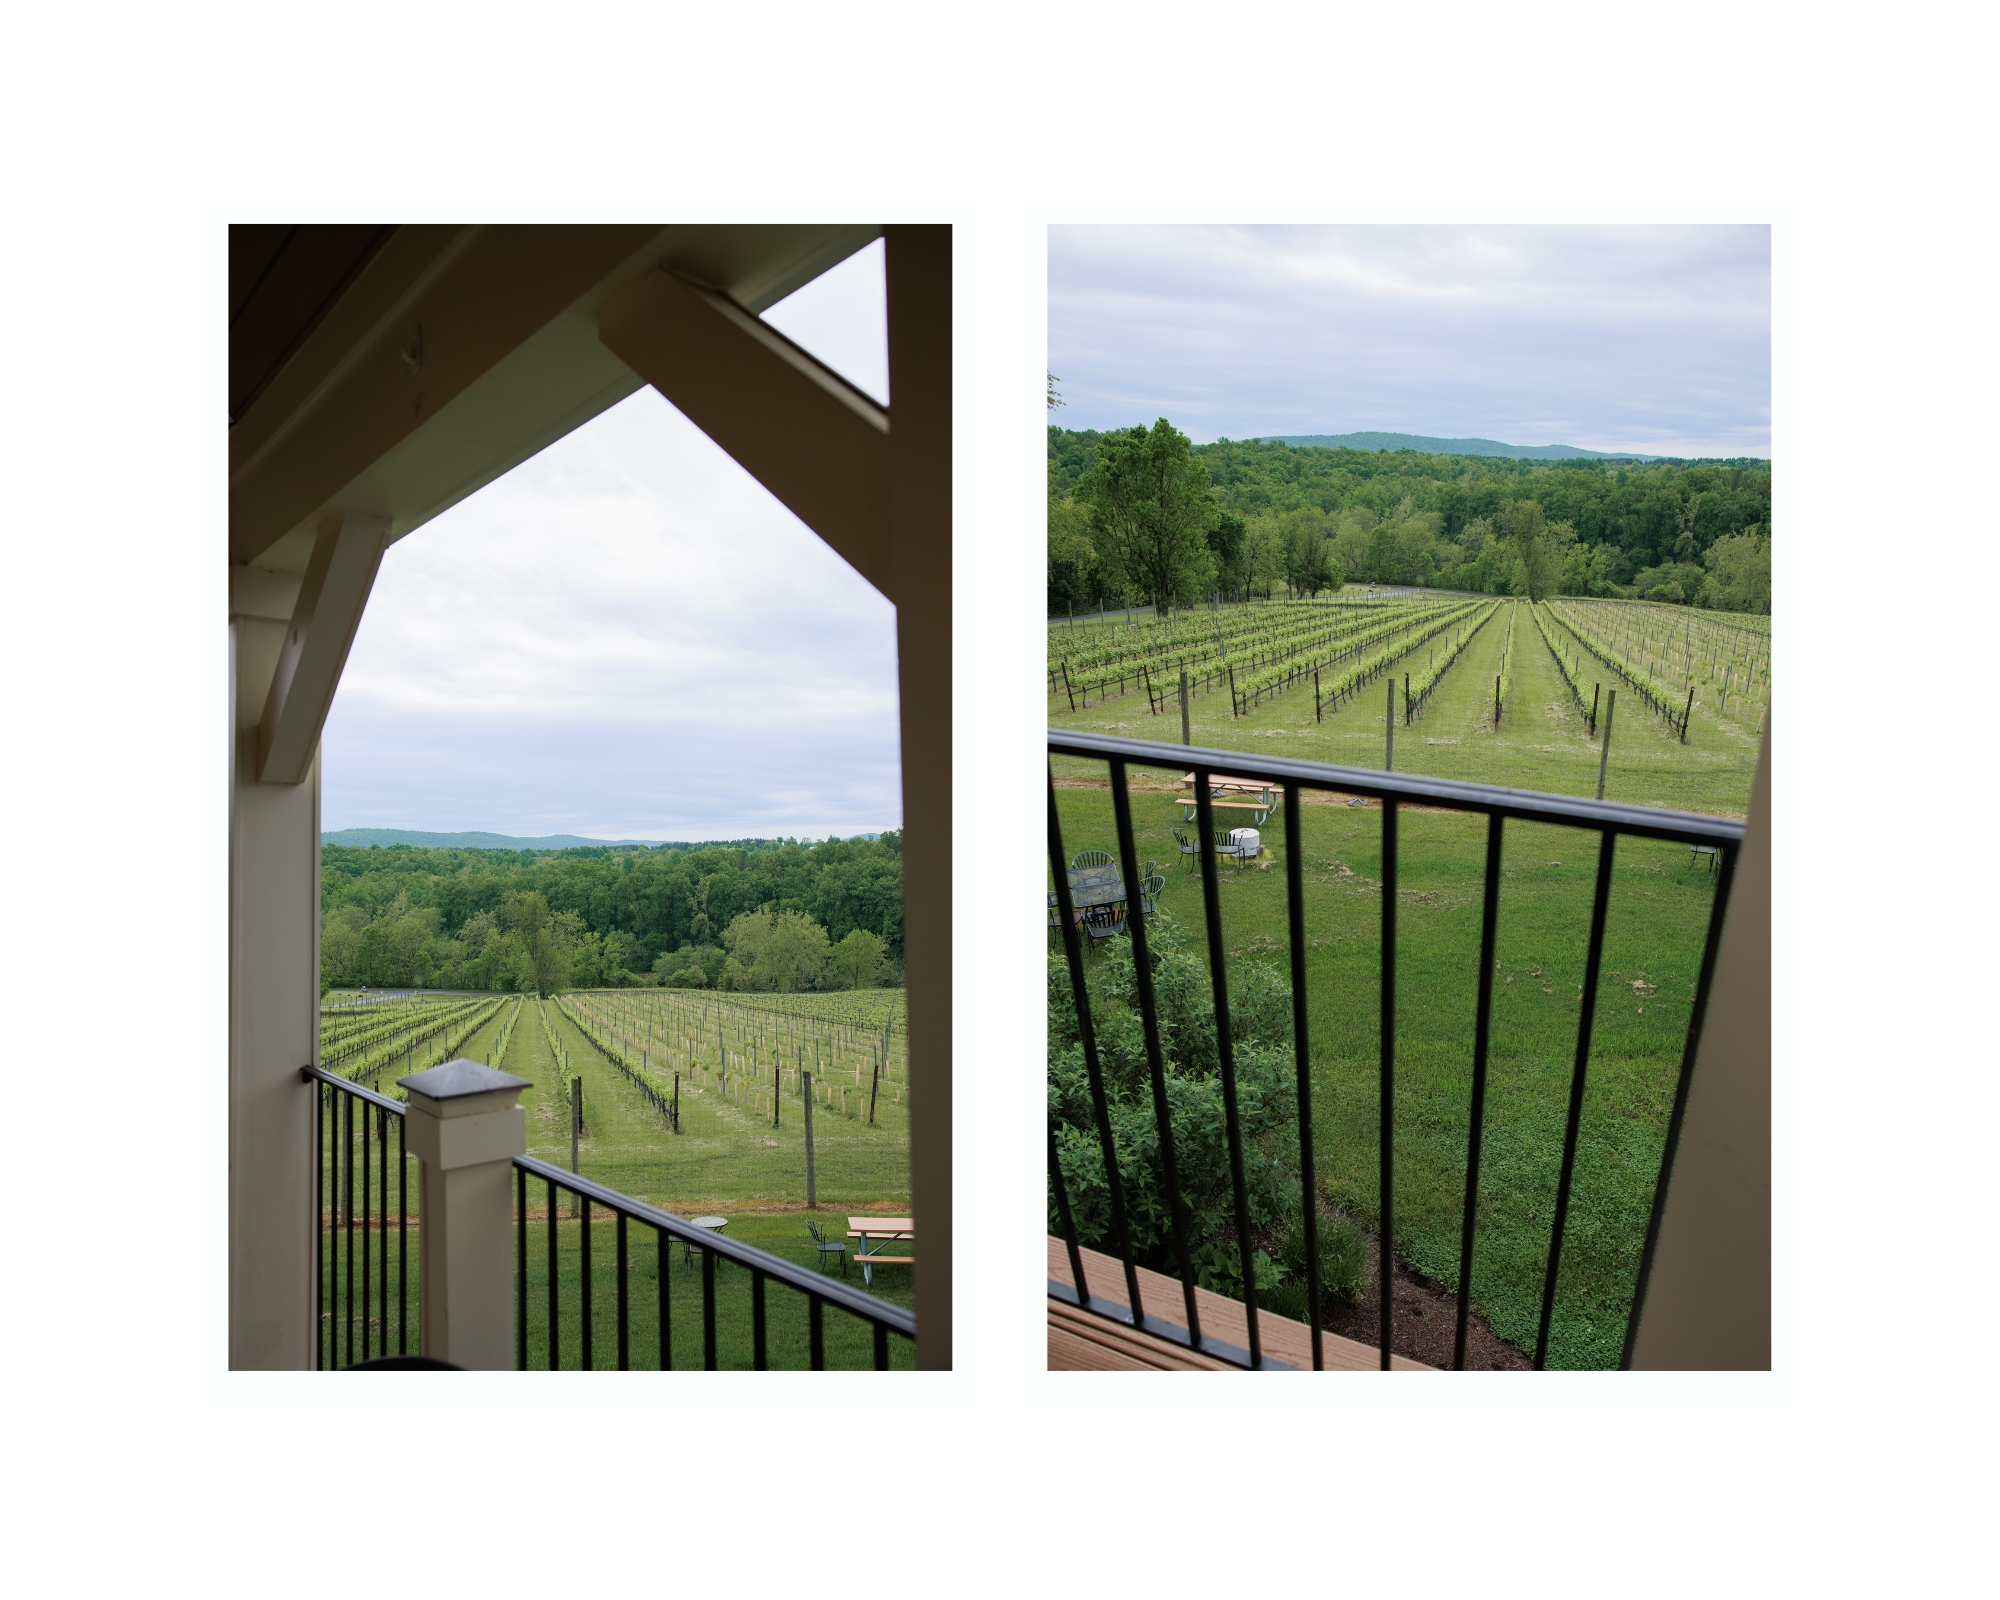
(320, 240, 898, 843)
(1049, 225, 1770, 458)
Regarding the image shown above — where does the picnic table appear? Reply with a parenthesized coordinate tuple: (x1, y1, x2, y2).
(848, 1216, 914, 1288)
(1176, 772, 1278, 825)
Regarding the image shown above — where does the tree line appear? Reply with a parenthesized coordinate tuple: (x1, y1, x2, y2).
(320, 834, 903, 995)
(1048, 423, 1771, 616)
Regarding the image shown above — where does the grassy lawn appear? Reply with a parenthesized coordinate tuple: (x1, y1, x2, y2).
(1047, 598, 1755, 1369)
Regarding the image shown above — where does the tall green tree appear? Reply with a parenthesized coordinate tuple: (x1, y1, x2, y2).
(1282, 510, 1341, 596)
(829, 927, 887, 990)
(1082, 419, 1217, 609)
(1206, 510, 1248, 593)
(505, 890, 572, 999)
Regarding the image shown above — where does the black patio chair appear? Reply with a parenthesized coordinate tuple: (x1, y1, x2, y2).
(1081, 903, 1125, 941)
(806, 1218, 847, 1277)
(1070, 848, 1115, 870)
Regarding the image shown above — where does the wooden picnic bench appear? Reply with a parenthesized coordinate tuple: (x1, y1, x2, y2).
(1176, 772, 1278, 825)
(848, 1217, 914, 1285)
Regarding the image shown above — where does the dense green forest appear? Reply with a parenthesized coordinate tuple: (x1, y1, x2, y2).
(320, 833, 903, 995)
(1048, 424, 1771, 615)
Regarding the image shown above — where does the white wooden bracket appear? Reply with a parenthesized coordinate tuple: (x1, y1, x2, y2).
(256, 509, 388, 785)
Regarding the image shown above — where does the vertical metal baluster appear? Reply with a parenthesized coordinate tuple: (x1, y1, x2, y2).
(1046, 766, 1143, 1324)
(668, 1232, 684, 1368)
(547, 1176, 559, 1370)
(1109, 756, 1201, 1346)
(1535, 827, 1619, 1369)
(1379, 796, 1397, 1370)
(809, 1295, 825, 1371)
(616, 1212, 629, 1371)
(399, 1114, 408, 1356)
(702, 1247, 717, 1371)
(1283, 782, 1321, 1370)
(580, 1196, 592, 1371)
(1621, 840, 1741, 1369)
(516, 1164, 527, 1371)
(1195, 766, 1260, 1368)
(752, 1270, 767, 1370)
(343, 1090, 354, 1370)
(874, 1324, 889, 1372)
(377, 1107, 388, 1358)
(1047, 1126, 1089, 1305)
(1454, 813, 1506, 1371)
(361, 1100, 371, 1362)
(314, 1080, 326, 1368)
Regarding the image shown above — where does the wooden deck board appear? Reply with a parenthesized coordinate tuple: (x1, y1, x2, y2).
(1048, 1237, 1433, 1372)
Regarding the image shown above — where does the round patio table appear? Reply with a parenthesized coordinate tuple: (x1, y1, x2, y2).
(684, 1215, 728, 1271)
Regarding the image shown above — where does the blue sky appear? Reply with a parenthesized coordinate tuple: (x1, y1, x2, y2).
(1048, 225, 1770, 458)
(320, 241, 899, 843)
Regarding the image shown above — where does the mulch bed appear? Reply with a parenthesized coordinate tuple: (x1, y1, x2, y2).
(1220, 1217, 1531, 1369)
(1319, 1232, 1531, 1371)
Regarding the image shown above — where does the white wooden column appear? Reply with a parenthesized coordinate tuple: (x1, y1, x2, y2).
(228, 509, 385, 1368)
(402, 1061, 530, 1371)
(1630, 716, 1772, 1369)
(228, 619, 321, 1369)
(883, 226, 952, 1371)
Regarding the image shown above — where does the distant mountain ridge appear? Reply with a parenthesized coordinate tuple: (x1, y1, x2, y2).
(1260, 432, 1663, 462)
(321, 828, 883, 852)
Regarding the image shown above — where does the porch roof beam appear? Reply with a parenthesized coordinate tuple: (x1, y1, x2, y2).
(597, 268, 895, 600)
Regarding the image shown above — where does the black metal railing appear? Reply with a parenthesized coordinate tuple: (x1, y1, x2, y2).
(514, 1158, 915, 1370)
(306, 1065, 914, 1370)
(307, 1067, 414, 1370)
(1047, 729, 1746, 1372)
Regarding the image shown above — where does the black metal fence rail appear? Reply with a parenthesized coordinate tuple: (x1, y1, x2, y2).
(306, 1067, 413, 1371)
(514, 1156, 915, 1371)
(1046, 730, 1745, 1372)
(305, 1066, 914, 1371)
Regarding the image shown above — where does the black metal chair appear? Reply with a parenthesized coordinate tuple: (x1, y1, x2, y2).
(806, 1218, 847, 1276)
(1070, 848, 1114, 870)
(1172, 827, 1242, 871)
(1138, 871, 1166, 916)
(1081, 903, 1125, 941)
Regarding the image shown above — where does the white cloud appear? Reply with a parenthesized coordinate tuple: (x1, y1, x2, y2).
(1049, 224, 1770, 457)
(322, 384, 901, 841)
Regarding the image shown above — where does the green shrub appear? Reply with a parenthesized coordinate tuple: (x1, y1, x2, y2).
(1258, 1278, 1311, 1322)
(1048, 913, 1300, 1260)
(1192, 1240, 1283, 1301)
(1277, 1209, 1366, 1308)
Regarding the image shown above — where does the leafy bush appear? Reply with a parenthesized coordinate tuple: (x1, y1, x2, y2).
(1192, 1240, 1284, 1300)
(1049, 912, 1302, 1267)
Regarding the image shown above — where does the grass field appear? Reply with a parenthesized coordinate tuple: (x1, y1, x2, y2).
(1047, 594, 1761, 1369)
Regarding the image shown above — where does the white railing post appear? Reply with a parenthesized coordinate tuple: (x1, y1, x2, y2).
(400, 1060, 530, 1370)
